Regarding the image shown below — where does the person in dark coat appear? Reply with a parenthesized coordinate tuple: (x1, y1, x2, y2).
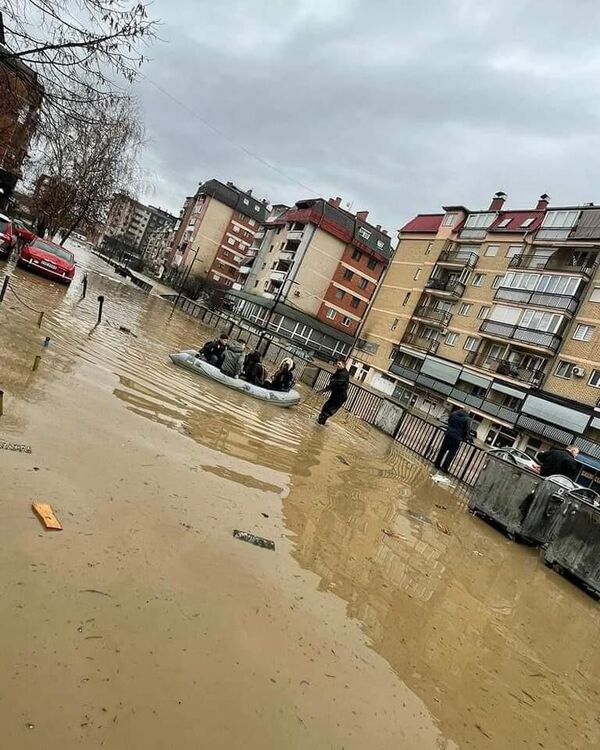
(538, 445, 580, 480)
(267, 358, 295, 392)
(317, 361, 350, 425)
(434, 407, 472, 474)
(199, 333, 229, 366)
(243, 350, 267, 386)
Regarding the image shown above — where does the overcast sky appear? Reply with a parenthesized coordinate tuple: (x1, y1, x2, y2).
(133, 0, 600, 232)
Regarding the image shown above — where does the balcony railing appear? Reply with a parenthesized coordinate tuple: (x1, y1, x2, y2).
(238, 265, 252, 275)
(270, 270, 287, 283)
(425, 278, 466, 298)
(400, 333, 440, 354)
(412, 304, 452, 326)
(465, 351, 546, 386)
(494, 287, 579, 314)
(437, 249, 479, 269)
(508, 253, 598, 278)
(390, 361, 420, 382)
(450, 386, 521, 423)
(479, 319, 562, 353)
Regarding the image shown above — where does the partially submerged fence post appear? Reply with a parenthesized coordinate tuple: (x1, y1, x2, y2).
(96, 295, 104, 325)
(0, 275, 9, 304)
(82, 274, 88, 298)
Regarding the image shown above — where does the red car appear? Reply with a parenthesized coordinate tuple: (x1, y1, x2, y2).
(14, 219, 36, 244)
(18, 238, 76, 284)
(0, 213, 15, 260)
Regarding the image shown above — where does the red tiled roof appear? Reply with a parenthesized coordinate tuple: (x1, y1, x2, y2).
(401, 214, 444, 233)
(489, 210, 544, 233)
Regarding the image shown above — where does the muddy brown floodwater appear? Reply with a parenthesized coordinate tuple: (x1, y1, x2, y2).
(0, 249, 599, 750)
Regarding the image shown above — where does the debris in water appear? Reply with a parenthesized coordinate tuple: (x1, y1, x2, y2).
(25, 723, 35, 730)
(382, 528, 408, 541)
(436, 521, 451, 535)
(233, 529, 275, 551)
(0, 441, 32, 453)
(81, 589, 112, 597)
(403, 510, 433, 525)
(337, 455, 350, 466)
(32, 503, 62, 531)
(261, 512, 269, 518)
(435, 503, 447, 510)
(118, 326, 137, 337)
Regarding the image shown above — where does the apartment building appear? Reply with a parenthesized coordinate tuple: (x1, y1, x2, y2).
(352, 192, 600, 481)
(102, 193, 176, 261)
(229, 196, 393, 360)
(166, 179, 268, 288)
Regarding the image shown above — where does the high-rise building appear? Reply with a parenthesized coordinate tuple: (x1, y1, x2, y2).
(166, 179, 268, 288)
(102, 193, 176, 263)
(229, 196, 393, 360)
(352, 193, 600, 471)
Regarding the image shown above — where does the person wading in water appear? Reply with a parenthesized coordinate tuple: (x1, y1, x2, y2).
(317, 360, 350, 425)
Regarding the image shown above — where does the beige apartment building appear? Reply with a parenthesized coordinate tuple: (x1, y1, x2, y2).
(166, 179, 268, 287)
(352, 192, 600, 483)
(102, 193, 176, 262)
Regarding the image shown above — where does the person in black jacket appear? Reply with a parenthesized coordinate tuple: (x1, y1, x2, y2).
(317, 361, 350, 425)
(267, 358, 295, 392)
(434, 407, 472, 474)
(242, 350, 267, 386)
(199, 333, 229, 366)
(538, 445, 580, 480)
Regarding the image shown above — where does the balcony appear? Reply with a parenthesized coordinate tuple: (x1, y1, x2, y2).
(280, 251, 295, 262)
(425, 277, 466, 298)
(412, 304, 452, 326)
(494, 287, 580, 314)
(436, 249, 479, 269)
(509, 253, 598, 279)
(244, 248, 257, 259)
(231, 282, 243, 291)
(400, 333, 440, 354)
(479, 319, 562, 353)
(287, 230, 304, 241)
(465, 351, 546, 387)
(449, 387, 520, 424)
(270, 270, 287, 283)
(238, 265, 252, 275)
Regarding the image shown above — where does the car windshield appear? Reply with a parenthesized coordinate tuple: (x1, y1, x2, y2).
(32, 240, 74, 263)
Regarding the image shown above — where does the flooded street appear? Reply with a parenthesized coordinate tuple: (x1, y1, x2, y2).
(0, 249, 599, 749)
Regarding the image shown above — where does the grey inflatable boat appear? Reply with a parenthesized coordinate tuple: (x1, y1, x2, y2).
(169, 350, 301, 407)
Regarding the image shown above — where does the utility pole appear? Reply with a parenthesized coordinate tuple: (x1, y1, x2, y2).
(172, 246, 200, 311)
(257, 270, 292, 348)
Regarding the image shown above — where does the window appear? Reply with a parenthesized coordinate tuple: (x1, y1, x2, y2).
(497, 218, 511, 228)
(442, 213, 456, 226)
(326, 308, 336, 320)
(573, 324, 595, 342)
(341, 317, 352, 327)
(472, 273, 485, 287)
(485, 245, 499, 257)
(464, 336, 479, 352)
(589, 370, 600, 388)
(391, 318, 399, 331)
(464, 213, 495, 229)
(414, 268, 421, 280)
(459, 303, 472, 316)
(243, 198, 249, 205)
(506, 245, 522, 258)
(367, 257, 378, 270)
(352, 249, 362, 261)
(228, 237, 235, 245)
(520, 218, 535, 228)
(492, 275, 504, 289)
(343, 269, 354, 281)
(520, 310, 562, 333)
(478, 305, 490, 320)
(590, 287, 600, 303)
(402, 292, 411, 306)
(541, 210, 579, 229)
(335, 289, 346, 300)
(358, 277, 368, 290)
(233, 225, 240, 233)
(556, 361, 574, 379)
(445, 332, 458, 346)
(358, 227, 371, 240)
(350, 297, 360, 309)
(249, 219, 256, 227)
(425, 242, 433, 255)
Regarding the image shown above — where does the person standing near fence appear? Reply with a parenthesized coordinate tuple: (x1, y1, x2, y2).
(433, 406, 472, 474)
(317, 361, 350, 425)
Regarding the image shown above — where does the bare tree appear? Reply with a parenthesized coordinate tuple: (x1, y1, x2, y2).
(30, 94, 145, 242)
(0, 1, 158, 118)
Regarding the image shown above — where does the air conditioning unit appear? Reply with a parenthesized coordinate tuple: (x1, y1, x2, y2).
(293, 290, 301, 297)
(573, 366, 586, 378)
(440, 329, 448, 336)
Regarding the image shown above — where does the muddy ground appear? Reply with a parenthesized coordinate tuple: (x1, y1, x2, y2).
(0, 250, 598, 749)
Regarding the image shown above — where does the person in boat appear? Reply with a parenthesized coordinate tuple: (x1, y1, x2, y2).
(199, 333, 229, 366)
(220, 340, 245, 378)
(266, 358, 296, 392)
(243, 350, 267, 386)
(317, 360, 350, 424)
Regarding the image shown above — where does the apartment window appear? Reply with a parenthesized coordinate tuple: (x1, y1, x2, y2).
(253, 280, 258, 287)
(367, 257, 378, 270)
(459, 303, 472, 316)
(243, 198, 249, 205)
(350, 297, 360, 309)
(472, 273, 485, 287)
(341, 317, 352, 327)
(589, 370, 600, 388)
(497, 218, 511, 228)
(521, 218, 535, 228)
(590, 287, 600, 303)
(391, 318, 399, 331)
(506, 245, 522, 258)
(358, 227, 371, 240)
(464, 213, 495, 229)
(326, 308, 336, 320)
(485, 245, 499, 257)
(520, 310, 562, 333)
(464, 336, 479, 352)
(492, 275, 504, 289)
(249, 219, 256, 227)
(478, 305, 490, 320)
(343, 269, 354, 281)
(425, 241, 433, 255)
(442, 213, 456, 226)
(402, 292, 411, 306)
(358, 277, 368, 290)
(445, 332, 458, 346)
(573, 324, 595, 342)
(556, 361, 574, 379)
(352, 249, 362, 261)
(414, 268, 422, 281)
(541, 210, 579, 229)
(335, 289, 346, 300)
(233, 225, 240, 233)
(228, 237, 235, 245)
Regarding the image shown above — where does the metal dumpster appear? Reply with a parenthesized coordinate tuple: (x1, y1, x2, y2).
(543, 492, 600, 598)
(468, 455, 541, 538)
(519, 475, 578, 546)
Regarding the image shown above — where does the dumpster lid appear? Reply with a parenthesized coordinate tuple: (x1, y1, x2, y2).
(576, 453, 600, 472)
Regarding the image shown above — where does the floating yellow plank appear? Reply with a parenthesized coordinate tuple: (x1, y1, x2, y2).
(32, 503, 62, 531)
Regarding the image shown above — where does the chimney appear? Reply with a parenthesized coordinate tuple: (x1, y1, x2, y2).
(247, 189, 252, 196)
(328, 196, 342, 208)
(489, 191, 507, 211)
(376, 224, 381, 231)
(356, 210, 369, 222)
(536, 193, 550, 210)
